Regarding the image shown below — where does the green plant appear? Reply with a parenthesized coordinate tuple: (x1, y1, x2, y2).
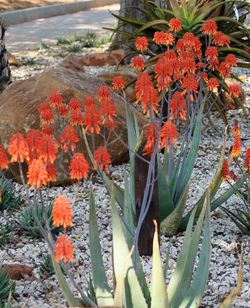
(37, 41, 50, 50)
(110, 0, 250, 118)
(67, 44, 82, 53)
(0, 172, 21, 210)
(40, 254, 54, 277)
(0, 266, 15, 307)
(49, 187, 211, 307)
(57, 36, 71, 45)
(0, 223, 13, 247)
(81, 31, 98, 48)
(18, 202, 61, 238)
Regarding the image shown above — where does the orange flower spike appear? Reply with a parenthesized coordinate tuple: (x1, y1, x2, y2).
(94, 146, 111, 173)
(84, 109, 101, 134)
(225, 54, 237, 67)
(52, 195, 73, 228)
(26, 129, 42, 161)
(8, 133, 29, 163)
(131, 56, 145, 70)
(201, 19, 217, 35)
(98, 85, 110, 102)
(135, 36, 148, 51)
(50, 91, 63, 108)
(205, 46, 218, 61)
(27, 159, 49, 189)
(100, 97, 117, 127)
(69, 152, 89, 180)
(212, 31, 230, 47)
(221, 159, 230, 181)
(153, 32, 174, 46)
(38, 135, 58, 163)
(229, 84, 241, 98)
(143, 122, 159, 156)
(69, 98, 80, 111)
(39, 103, 54, 123)
(218, 62, 231, 78)
(170, 91, 187, 120)
(55, 234, 74, 263)
(182, 74, 198, 94)
(0, 144, 8, 169)
(231, 136, 241, 158)
(47, 163, 57, 182)
(169, 18, 182, 32)
(113, 75, 125, 91)
(160, 120, 178, 152)
(70, 109, 84, 126)
(207, 78, 219, 92)
(232, 120, 240, 138)
(60, 125, 79, 152)
(83, 96, 96, 112)
(243, 148, 250, 170)
(41, 124, 54, 136)
(57, 104, 68, 118)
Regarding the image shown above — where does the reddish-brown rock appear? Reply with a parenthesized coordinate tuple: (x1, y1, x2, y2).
(0, 65, 145, 184)
(63, 49, 126, 68)
(2, 264, 34, 280)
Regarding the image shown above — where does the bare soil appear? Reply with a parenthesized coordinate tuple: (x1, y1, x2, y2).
(0, 0, 78, 12)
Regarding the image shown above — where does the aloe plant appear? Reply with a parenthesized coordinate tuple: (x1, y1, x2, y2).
(49, 186, 211, 307)
(0, 172, 21, 211)
(0, 266, 15, 307)
(109, 0, 250, 116)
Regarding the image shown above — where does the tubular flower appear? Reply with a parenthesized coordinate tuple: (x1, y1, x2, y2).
(232, 120, 240, 138)
(70, 109, 84, 126)
(39, 103, 54, 123)
(60, 125, 79, 152)
(135, 36, 148, 51)
(221, 160, 230, 180)
(229, 84, 241, 97)
(219, 62, 231, 78)
(26, 129, 42, 161)
(143, 122, 159, 156)
(98, 85, 110, 102)
(113, 75, 125, 91)
(169, 18, 182, 32)
(83, 96, 96, 112)
(84, 108, 101, 134)
(207, 77, 219, 92)
(8, 133, 29, 163)
(69, 98, 80, 111)
(41, 124, 54, 136)
(225, 54, 237, 67)
(244, 148, 250, 170)
(201, 19, 217, 35)
(131, 56, 145, 70)
(37, 135, 58, 163)
(205, 46, 219, 64)
(154, 54, 173, 91)
(231, 136, 241, 158)
(135, 72, 159, 114)
(212, 31, 230, 47)
(153, 32, 174, 46)
(52, 195, 73, 228)
(57, 104, 68, 118)
(182, 73, 198, 94)
(27, 159, 48, 188)
(94, 146, 111, 173)
(55, 234, 74, 263)
(69, 153, 89, 180)
(160, 120, 178, 152)
(0, 144, 8, 169)
(170, 91, 187, 120)
(47, 163, 57, 182)
(100, 97, 117, 128)
(50, 91, 63, 108)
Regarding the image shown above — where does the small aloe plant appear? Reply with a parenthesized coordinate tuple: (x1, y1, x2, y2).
(49, 187, 211, 307)
(0, 172, 21, 211)
(0, 266, 15, 307)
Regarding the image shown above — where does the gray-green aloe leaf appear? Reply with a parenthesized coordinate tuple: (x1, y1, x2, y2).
(89, 185, 114, 306)
(167, 190, 211, 307)
(151, 221, 168, 308)
(111, 187, 147, 308)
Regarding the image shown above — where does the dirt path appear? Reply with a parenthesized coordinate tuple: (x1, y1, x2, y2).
(0, 0, 79, 12)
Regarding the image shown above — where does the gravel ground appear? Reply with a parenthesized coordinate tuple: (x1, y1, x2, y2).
(1, 43, 250, 307)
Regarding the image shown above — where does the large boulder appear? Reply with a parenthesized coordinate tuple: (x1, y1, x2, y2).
(0, 65, 145, 184)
